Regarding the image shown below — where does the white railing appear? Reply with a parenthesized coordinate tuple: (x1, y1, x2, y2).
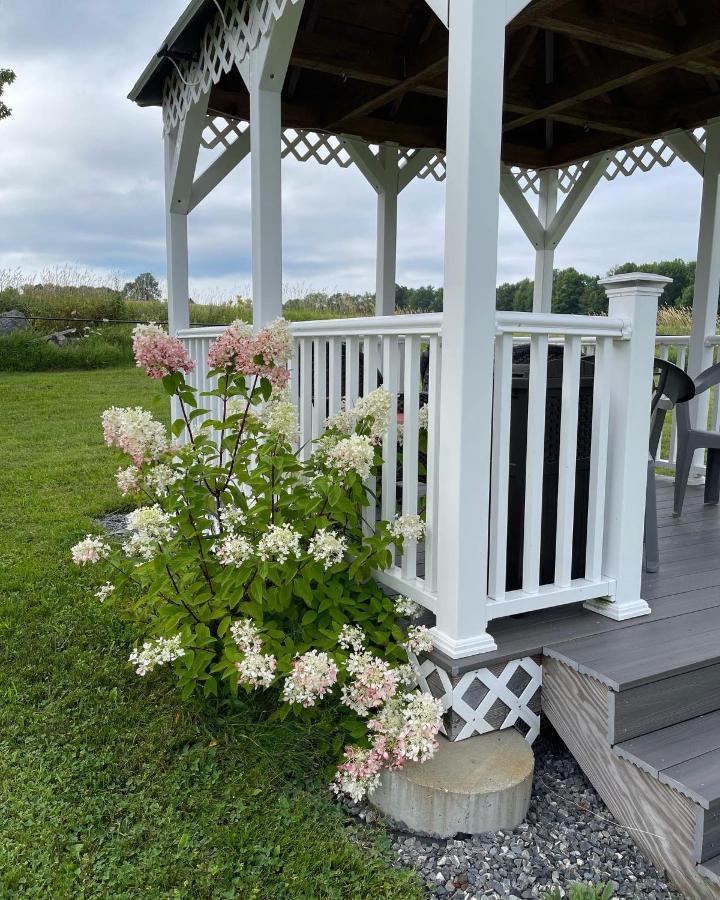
(486, 312, 628, 618)
(177, 304, 690, 627)
(290, 314, 442, 612)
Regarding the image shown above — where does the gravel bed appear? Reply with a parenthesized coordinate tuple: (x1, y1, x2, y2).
(345, 733, 686, 900)
(96, 512, 130, 537)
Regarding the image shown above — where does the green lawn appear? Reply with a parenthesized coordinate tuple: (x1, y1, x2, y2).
(0, 369, 422, 900)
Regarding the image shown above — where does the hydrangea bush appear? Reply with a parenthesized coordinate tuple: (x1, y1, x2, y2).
(73, 320, 442, 800)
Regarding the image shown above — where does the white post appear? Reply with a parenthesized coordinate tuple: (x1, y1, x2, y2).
(243, 2, 304, 328)
(586, 273, 670, 621)
(533, 169, 558, 313)
(164, 129, 190, 334)
(689, 120, 720, 440)
(249, 73, 283, 328)
(376, 145, 399, 316)
(431, 0, 509, 658)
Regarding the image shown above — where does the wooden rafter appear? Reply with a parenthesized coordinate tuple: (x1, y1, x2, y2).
(507, 0, 571, 33)
(535, 12, 720, 79)
(504, 29, 720, 134)
(323, 53, 448, 131)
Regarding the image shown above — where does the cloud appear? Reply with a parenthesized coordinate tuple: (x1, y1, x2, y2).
(0, 0, 705, 299)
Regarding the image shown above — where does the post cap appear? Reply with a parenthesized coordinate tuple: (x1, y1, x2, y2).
(600, 272, 673, 294)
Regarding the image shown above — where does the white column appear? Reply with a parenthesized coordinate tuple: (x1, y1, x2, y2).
(376, 145, 399, 316)
(689, 120, 720, 436)
(431, 0, 508, 658)
(249, 71, 283, 328)
(533, 169, 558, 313)
(243, 2, 304, 328)
(586, 273, 670, 621)
(164, 130, 190, 334)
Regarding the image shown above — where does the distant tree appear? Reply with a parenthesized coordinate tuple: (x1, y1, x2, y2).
(579, 276, 608, 315)
(512, 278, 534, 312)
(0, 68, 16, 121)
(553, 268, 587, 315)
(496, 282, 516, 311)
(123, 273, 161, 302)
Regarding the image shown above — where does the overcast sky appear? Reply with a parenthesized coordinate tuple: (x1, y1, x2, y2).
(0, 0, 706, 301)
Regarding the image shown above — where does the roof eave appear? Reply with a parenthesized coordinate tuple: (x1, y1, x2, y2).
(127, 0, 209, 105)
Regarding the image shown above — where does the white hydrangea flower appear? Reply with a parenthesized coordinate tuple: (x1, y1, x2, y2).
(236, 648, 277, 689)
(129, 634, 185, 676)
(144, 464, 180, 495)
(230, 618, 260, 651)
(95, 582, 115, 603)
(338, 624, 366, 652)
(394, 596, 421, 619)
(214, 533, 253, 567)
(262, 387, 299, 444)
(123, 505, 175, 561)
(258, 524, 302, 564)
(355, 387, 392, 442)
(404, 625, 434, 656)
(101, 406, 170, 466)
(389, 514, 426, 544)
(325, 433, 375, 479)
(219, 505, 246, 532)
(282, 650, 338, 707)
(325, 388, 392, 444)
(116, 465, 141, 496)
(71, 536, 111, 566)
(308, 529, 347, 570)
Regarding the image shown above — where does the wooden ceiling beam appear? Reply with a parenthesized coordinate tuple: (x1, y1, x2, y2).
(535, 12, 720, 78)
(507, 0, 571, 33)
(504, 29, 720, 134)
(504, 98, 653, 139)
(323, 52, 448, 132)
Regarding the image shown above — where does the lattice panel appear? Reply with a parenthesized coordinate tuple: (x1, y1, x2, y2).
(411, 653, 542, 745)
(558, 161, 588, 193)
(605, 138, 679, 182)
(163, 0, 303, 134)
(509, 166, 541, 195)
(399, 149, 447, 183)
(282, 129, 354, 167)
(201, 117, 248, 150)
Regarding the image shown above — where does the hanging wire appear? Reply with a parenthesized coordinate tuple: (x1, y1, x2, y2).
(165, 55, 202, 89)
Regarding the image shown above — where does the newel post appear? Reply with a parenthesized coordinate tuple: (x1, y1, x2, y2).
(586, 273, 670, 621)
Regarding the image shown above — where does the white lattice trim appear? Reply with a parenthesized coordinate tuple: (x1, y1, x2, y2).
(163, 0, 303, 134)
(411, 654, 542, 745)
(399, 149, 446, 182)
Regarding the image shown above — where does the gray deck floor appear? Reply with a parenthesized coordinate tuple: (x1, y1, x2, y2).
(432, 480, 720, 675)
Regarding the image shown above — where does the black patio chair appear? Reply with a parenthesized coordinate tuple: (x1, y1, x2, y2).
(644, 358, 695, 572)
(673, 361, 720, 516)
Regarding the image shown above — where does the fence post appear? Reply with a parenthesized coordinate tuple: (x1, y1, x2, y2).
(585, 273, 671, 620)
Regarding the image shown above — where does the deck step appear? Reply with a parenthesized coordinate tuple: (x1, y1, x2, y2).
(700, 855, 720, 887)
(615, 713, 720, 863)
(544, 605, 720, 742)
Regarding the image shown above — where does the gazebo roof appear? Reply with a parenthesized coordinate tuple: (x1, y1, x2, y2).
(130, 0, 720, 168)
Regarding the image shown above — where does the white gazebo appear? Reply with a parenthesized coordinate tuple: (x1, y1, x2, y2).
(129, 0, 720, 720)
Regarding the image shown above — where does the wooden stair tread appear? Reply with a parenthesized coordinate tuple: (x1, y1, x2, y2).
(660, 747, 720, 810)
(700, 855, 720, 886)
(544, 606, 720, 690)
(615, 711, 720, 778)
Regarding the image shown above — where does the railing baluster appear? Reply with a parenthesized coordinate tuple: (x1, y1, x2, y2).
(363, 336, 379, 396)
(555, 335, 581, 587)
(328, 337, 342, 416)
(312, 338, 327, 440)
(522, 334, 549, 593)
(488, 332, 514, 600)
(381, 335, 399, 525)
(401, 334, 421, 580)
(346, 336, 360, 405)
(299, 337, 313, 459)
(585, 337, 612, 582)
(424, 334, 442, 593)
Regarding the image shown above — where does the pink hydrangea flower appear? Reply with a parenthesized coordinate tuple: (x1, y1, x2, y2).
(282, 650, 338, 707)
(341, 652, 400, 716)
(207, 319, 291, 388)
(132, 324, 194, 379)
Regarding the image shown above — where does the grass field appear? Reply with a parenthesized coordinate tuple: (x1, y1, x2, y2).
(0, 368, 423, 899)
